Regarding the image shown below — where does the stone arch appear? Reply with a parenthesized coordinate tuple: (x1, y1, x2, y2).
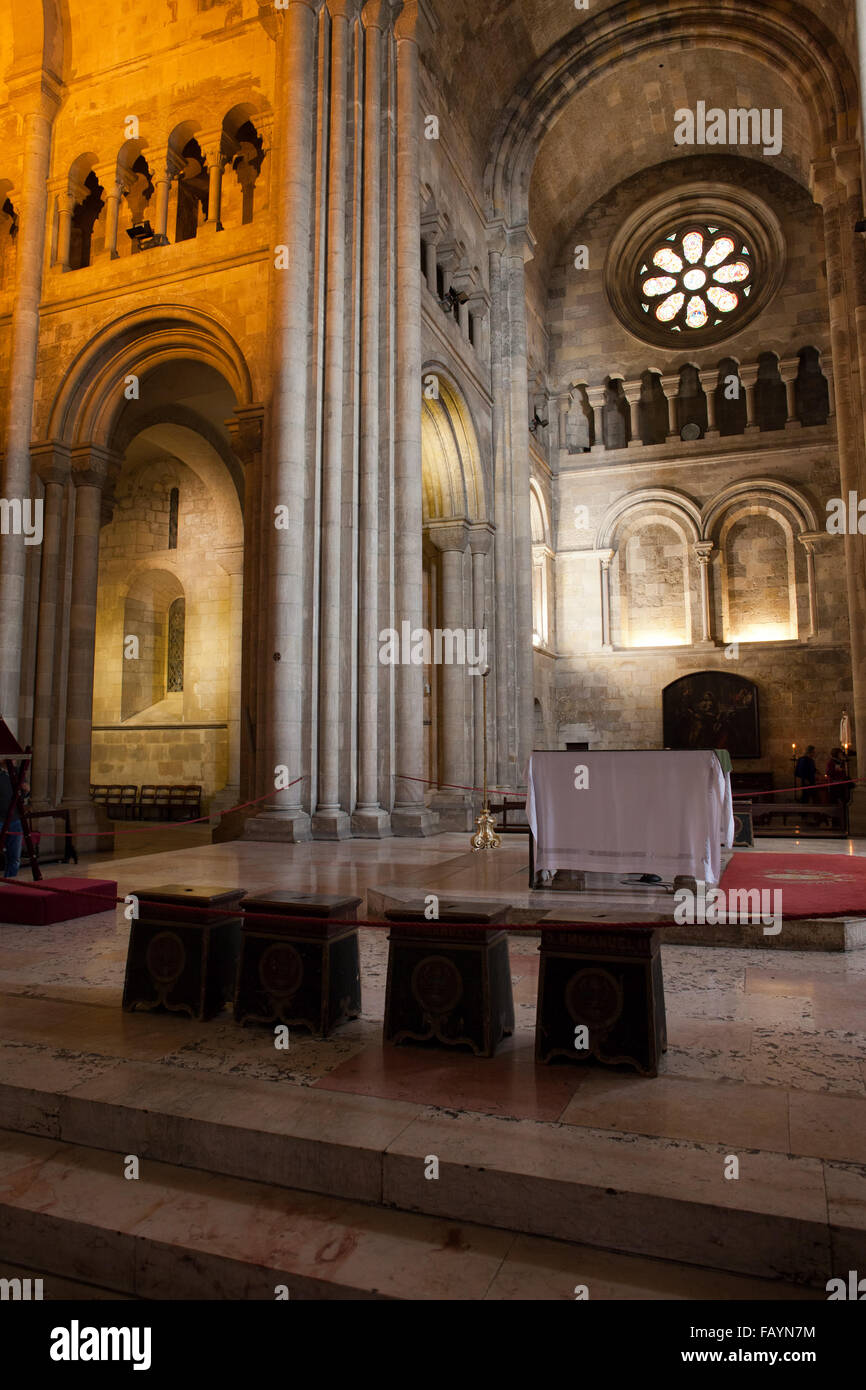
(485, 0, 857, 228)
(717, 503, 799, 643)
(607, 507, 695, 649)
(421, 367, 487, 522)
(45, 305, 255, 447)
(596, 488, 702, 551)
(701, 478, 818, 540)
(8, 0, 66, 83)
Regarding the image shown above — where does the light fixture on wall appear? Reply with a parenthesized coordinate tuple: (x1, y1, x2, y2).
(439, 285, 468, 315)
(529, 411, 549, 434)
(126, 220, 157, 251)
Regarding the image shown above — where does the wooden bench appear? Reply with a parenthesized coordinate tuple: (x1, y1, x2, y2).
(752, 800, 846, 834)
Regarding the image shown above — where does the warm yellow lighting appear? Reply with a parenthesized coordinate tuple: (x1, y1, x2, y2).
(728, 623, 794, 643)
(629, 632, 688, 648)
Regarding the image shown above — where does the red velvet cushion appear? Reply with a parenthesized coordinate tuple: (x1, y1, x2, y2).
(0, 886, 72, 925)
(41, 877, 117, 900)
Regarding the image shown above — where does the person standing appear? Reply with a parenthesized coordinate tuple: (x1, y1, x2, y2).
(795, 745, 818, 803)
(0, 765, 26, 880)
(826, 747, 852, 832)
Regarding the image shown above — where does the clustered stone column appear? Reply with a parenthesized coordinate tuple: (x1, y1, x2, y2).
(392, 0, 434, 834)
(353, 0, 391, 837)
(428, 521, 471, 825)
(29, 443, 70, 806)
(468, 523, 494, 792)
(693, 541, 715, 645)
(245, 0, 319, 842)
(0, 71, 63, 736)
(62, 448, 119, 849)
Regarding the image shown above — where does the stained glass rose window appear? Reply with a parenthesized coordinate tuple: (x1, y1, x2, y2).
(638, 225, 753, 333)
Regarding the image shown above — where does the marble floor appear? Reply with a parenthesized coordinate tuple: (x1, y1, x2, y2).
(0, 831, 864, 1298)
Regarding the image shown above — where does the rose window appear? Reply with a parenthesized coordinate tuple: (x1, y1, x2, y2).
(638, 225, 753, 333)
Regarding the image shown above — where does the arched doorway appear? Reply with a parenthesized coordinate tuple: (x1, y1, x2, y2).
(420, 371, 492, 828)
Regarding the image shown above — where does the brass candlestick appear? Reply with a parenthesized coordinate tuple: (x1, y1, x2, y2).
(471, 666, 501, 851)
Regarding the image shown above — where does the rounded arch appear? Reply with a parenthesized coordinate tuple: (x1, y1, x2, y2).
(421, 366, 487, 522)
(45, 306, 255, 447)
(529, 478, 550, 545)
(223, 101, 272, 140)
(484, 0, 857, 228)
(8, 0, 66, 83)
(596, 488, 702, 550)
(168, 119, 203, 158)
(702, 477, 818, 540)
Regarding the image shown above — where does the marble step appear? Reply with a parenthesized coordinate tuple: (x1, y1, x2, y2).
(1, 1049, 863, 1287)
(0, 1129, 821, 1301)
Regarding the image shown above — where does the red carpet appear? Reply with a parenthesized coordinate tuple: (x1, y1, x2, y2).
(719, 853, 866, 919)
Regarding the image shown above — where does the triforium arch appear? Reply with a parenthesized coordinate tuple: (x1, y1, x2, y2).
(421, 367, 493, 826)
(29, 308, 261, 846)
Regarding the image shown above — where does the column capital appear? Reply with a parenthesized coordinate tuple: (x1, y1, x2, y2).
(585, 384, 606, 409)
(31, 440, 71, 488)
(327, 0, 359, 19)
(227, 405, 265, 463)
(798, 530, 826, 552)
(420, 209, 449, 244)
(197, 128, 228, 166)
(809, 158, 838, 207)
(427, 519, 470, 553)
(467, 521, 495, 555)
(620, 378, 642, 406)
(362, 0, 391, 29)
(832, 140, 862, 190)
(70, 445, 121, 491)
(5, 67, 64, 123)
(659, 373, 680, 399)
(738, 362, 759, 388)
(778, 356, 800, 384)
(599, 548, 615, 569)
(485, 217, 536, 263)
(395, 0, 436, 43)
(694, 541, 714, 563)
(700, 368, 720, 392)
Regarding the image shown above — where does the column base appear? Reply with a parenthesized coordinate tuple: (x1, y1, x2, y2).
(626, 439, 644, 449)
(429, 791, 473, 832)
(243, 809, 312, 843)
(784, 420, 802, 431)
(391, 804, 438, 837)
(744, 424, 760, 434)
(704, 428, 720, 440)
(311, 809, 353, 841)
(693, 639, 720, 649)
(59, 801, 115, 858)
(351, 807, 393, 838)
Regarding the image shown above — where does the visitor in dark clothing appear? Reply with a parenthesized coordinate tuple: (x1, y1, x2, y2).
(826, 748, 852, 831)
(0, 767, 25, 880)
(795, 745, 817, 803)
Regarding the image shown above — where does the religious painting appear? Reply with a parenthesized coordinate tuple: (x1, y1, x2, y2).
(663, 671, 760, 758)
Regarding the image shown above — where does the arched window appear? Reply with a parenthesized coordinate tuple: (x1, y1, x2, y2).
(69, 171, 105, 270)
(530, 484, 553, 649)
(168, 488, 179, 550)
(720, 509, 797, 642)
(612, 515, 691, 648)
(167, 598, 185, 692)
(176, 140, 208, 242)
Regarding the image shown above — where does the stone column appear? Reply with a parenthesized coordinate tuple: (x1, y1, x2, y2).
(428, 521, 472, 827)
(702, 369, 720, 437)
(585, 385, 606, 450)
(213, 545, 244, 807)
(200, 131, 226, 233)
(393, 0, 435, 834)
(780, 357, 801, 427)
(61, 448, 118, 850)
(739, 363, 760, 431)
(599, 549, 615, 651)
(468, 522, 494, 793)
(152, 154, 182, 244)
(798, 532, 824, 639)
(812, 157, 866, 830)
(55, 188, 75, 270)
(353, 0, 391, 837)
(822, 357, 836, 421)
(622, 379, 642, 447)
(96, 170, 123, 261)
(29, 443, 70, 806)
(693, 541, 715, 645)
(0, 73, 63, 736)
(312, 0, 355, 841)
(244, 0, 319, 843)
(660, 374, 680, 440)
(227, 406, 264, 802)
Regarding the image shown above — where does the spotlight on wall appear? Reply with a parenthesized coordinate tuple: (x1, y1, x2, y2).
(439, 286, 469, 315)
(126, 220, 157, 251)
(529, 411, 549, 434)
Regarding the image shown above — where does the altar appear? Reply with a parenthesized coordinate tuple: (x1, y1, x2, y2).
(526, 750, 733, 887)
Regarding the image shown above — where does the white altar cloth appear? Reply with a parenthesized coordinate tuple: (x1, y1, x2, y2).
(526, 750, 732, 885)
